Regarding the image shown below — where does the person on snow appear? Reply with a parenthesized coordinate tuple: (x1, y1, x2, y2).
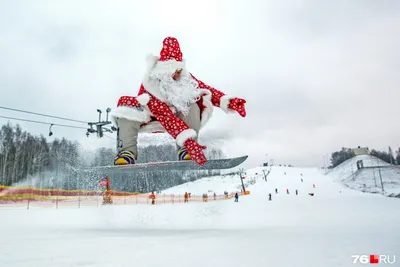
(149, 191, 156, 205)
(184, 192, 189, 203)
(268, 193, 272, 201)
(100, 176, 112, 204)
(109, 37, 247, 166)
(234, 192, 239, 202)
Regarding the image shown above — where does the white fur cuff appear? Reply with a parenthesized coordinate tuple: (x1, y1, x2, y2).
(176, 129, 197, 147)
(136, 93, 151, 105)
(109, 106, 151, 125)
(220, 95, 236, 114)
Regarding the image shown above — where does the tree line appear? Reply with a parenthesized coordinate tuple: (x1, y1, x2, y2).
(0, 123, 226, 192)
(329, 146, 400, 168)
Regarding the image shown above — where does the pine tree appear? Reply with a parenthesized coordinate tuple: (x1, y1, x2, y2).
(330, 147, 353, 168)
(370, 149, 394, 164)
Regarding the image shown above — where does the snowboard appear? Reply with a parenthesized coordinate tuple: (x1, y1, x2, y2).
(81, 155, 248, 175)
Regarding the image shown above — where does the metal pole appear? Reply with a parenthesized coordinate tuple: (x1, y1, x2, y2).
(239, 168, 246, 192)
(378, 167, 384, 194)
(240, 175, 245, 192)
(389, 146, 393, 165)
(376, 158, 384, 194)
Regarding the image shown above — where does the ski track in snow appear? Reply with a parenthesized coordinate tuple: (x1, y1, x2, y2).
(1, 165, 399, 267)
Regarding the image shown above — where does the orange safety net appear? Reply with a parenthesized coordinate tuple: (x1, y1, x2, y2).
(0, 185, 249, 208)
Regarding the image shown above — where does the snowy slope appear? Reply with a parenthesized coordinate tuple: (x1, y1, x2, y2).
(353, 167, 400, 195)
(164, 165, 347, 197)
(162, 173, 249, 195)
(327, 154, 391, 181)
(0, 165, 399, 267)
(326, 155, 400, 196)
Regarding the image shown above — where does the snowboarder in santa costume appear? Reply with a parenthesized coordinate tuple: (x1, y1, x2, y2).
(109, 37, 247, 166)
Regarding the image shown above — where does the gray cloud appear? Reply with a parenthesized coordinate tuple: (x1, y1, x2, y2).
(0, 0, 399, 168)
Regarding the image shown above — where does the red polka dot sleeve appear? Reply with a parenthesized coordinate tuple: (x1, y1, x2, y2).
(146, 95, 191, 139)
(190, 74, 225, 108)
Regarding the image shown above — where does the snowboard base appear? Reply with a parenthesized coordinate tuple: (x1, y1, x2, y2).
(81, 155, 248, 175)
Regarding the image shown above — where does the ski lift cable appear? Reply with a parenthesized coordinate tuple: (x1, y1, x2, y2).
(0, 105, 88, 124)
(0, 115, 87, 129)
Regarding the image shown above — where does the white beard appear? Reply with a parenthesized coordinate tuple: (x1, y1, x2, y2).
(149, 69, 202, 116)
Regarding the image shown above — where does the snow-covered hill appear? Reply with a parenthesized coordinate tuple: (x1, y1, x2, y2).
(1, 164, 399, 267)
(326, 154, 389, 179)
(326, 154, 400, 197)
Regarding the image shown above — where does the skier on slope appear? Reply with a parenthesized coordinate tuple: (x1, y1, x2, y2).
(109, 37, 247, 166)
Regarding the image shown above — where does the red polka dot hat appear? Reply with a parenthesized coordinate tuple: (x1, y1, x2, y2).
(159, 37, 183, 62)
(148, 37, 186, 76)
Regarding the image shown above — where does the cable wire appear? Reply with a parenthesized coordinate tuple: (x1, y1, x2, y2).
(0, 115, 87, 129)
(0, 106, 88, 124)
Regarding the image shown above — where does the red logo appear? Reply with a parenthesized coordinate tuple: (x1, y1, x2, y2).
(370, 255, 379, 264)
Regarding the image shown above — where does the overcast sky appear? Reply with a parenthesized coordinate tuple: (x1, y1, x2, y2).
(0, 0, 399, 168)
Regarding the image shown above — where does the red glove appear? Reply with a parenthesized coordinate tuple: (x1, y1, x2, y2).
(228, 97, 247, 117)
(184, 139, 207, 166)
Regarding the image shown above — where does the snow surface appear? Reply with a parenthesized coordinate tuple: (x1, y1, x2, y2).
(1, 165, 399, 267)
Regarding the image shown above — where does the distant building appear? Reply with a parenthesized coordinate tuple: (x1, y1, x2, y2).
(351, 146, 370, 156)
